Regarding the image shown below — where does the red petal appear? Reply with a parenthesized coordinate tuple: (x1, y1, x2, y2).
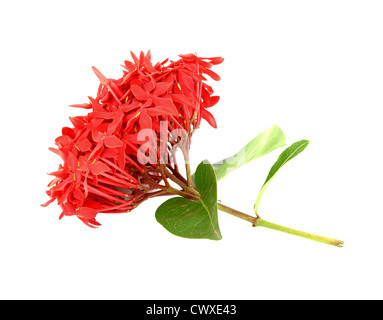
(62, 127, 75, 138)
(90, 161, 110, 175)
(143, 79, 155, 92)
(108, 81, 124, 98)
(160, 58, 169, 65)
(69, 103, 92, 109)
(92, 130, 104, 143)
(104, 135, 123, 148)
(118, 147, 126, 169)
(131, 84, 151, 101)
(101, 148, 118, 159)
(179, 53, 196, 61)
(107, 112, 124, 134)
(73, 187, 85, 201)
(92, 66, 108, 85)
(91, 118, 105, 128)
(202, 83, 214, 94)
(124, 60, 136, 72)
(177, 70, 194, 93)
(77, 207, 98, 219)
(144, 57, 156, 73)
(48, 170, 65, 178)
(182, 68, 204, 82)
(76, 139, 92, 152)
(89, 111, 115, 119)
(201, 108, 217, 128)
(209, 57, 224, 65)
(56, 135, 72, 147)
(139, 51, 145, 68)
(49, 147, 65, 160)
(153, 82, 173, 96)
(62, 202, 76, 215)
(69, 117, 86, 129)
(121, 103, 140, 113)
(78, 216, 101, 228)
(57, 183, 74, 204)
(152, 96, 178, 115)
(209, 96, 220, 107)
(124, 132, 140, 144)
(67, 151, 78, 171)
(203, 68, 221, 81)
(88, 96, 104, 111)
(138, 110, 152, 130)
(171, 94, 194, 106)
(146, 50, 152, 60)
(141, 98, 153, 108)
(146, 107, 170, 117)
(41, 197, 55, 207)
(130, 51, 140, 67)
(51, 177, 71, 192)
(197, 59, 213, 69)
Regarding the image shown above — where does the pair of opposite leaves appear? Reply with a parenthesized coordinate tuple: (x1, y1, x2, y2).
(155, 125, 310, 240)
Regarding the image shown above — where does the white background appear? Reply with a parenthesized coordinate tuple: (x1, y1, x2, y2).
(1, 0, 382, 300)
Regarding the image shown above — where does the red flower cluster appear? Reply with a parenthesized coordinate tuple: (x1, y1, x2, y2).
(42, 51, 223, 227)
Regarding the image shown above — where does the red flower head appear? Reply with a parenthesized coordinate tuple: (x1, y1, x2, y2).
(42, 51, 223, 227)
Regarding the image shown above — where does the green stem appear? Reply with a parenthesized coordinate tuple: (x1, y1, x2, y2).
(164, 185, 344, 248)
(166, 186, 199, 201)
(163, 167, 189, 190)
(180, 144, 193, 187)
(256, 218, 344, 247)
(185, 163, 193, 187)
(217, 203, 258, 225)
(217, 203, 344, 248)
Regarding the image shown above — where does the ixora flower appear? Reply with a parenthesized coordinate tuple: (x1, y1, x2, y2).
(42, 51, 222, 227)
(43, 51, 344, 247)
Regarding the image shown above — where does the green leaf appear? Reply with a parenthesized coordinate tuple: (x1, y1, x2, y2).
(155, 160, 222, 240)
(211, 125, 286, 181)
(254, 139, 310, 214)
